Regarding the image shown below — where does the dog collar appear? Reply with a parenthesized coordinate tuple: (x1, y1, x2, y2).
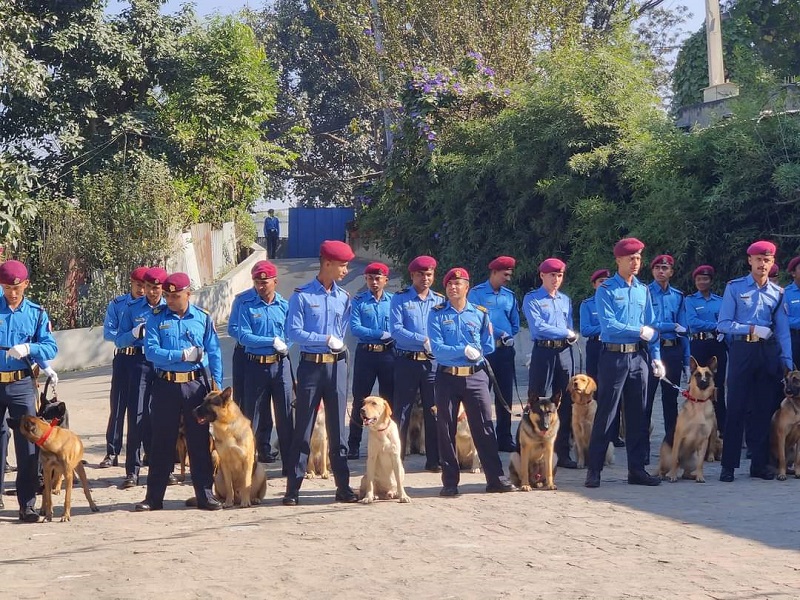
(681, 390, 710, 403)
(376, 422, 392, 432)
(35, 418, 60, 447)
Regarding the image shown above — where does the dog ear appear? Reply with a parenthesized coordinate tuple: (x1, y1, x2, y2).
(707, 356, 717, 374)
(384, 400, 393, 420)
(220, 387, 233, 402)
(586, 376, 597, 396)
(551, 389, 562, 407)
(689, 356, 698, 374)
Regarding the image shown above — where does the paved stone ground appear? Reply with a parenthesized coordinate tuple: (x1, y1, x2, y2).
(2, 259, 799, 598)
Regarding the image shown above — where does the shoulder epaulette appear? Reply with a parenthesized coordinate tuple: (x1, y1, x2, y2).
(433, 291, 445, 298)
(476, 304, 488, 313)
(27, 300, 43, 310)
(432, 304, 446, 311)
(294, 287, 304, 293)
(113, 295, 127, 303)
(195, 305, 210, 315)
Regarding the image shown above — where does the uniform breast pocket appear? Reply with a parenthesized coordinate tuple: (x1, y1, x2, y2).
(160, 328, 182, 349)
(740, 294, 753, 309)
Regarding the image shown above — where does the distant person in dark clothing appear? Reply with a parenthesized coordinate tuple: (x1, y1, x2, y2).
(264, 209, 280, 259)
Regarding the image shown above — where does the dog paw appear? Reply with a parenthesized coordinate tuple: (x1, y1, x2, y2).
(778, 473, 788, 481)
(545, 484, 557, 490)
(520, 484, 532, 492)
(90, 505, 100, 513)
(304, 473, 314, 479)
(399, 495, 411, 503)
(576, 462, 585, 469)
(359, 495, 374, 504)
(223, 500, 234, 509)
(240, 500, 251, 508)
(321, 472, 330, 479)
(251, 498, 261, 505)
(60, 515, 70, 522)
(667, 475, 678, 483)
(471, 467, 481, 474)
(695, 476, 705, 483)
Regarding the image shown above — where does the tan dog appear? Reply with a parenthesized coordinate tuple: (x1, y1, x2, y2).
(306, 401, 330, 479)
(16, 415, 99, 522)
(359, 396, 410, 503)
(194, 387, 267, 507)
(658, 357, 718, 483)
(176, 414, 219, 483)
(405, 393, 425, 456)
(770, 369, 800, 480)
(509, 390, 561, 490)
(455, 403, 480, 472)
(567, 374, 614, 469)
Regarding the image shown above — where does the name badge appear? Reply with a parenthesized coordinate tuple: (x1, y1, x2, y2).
(442, 319, 454, 325)
(159, 324, 171, 330)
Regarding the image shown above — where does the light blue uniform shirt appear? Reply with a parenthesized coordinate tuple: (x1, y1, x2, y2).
(287, 279, 351, 354)
(717, 274, 792, 369)
(115, 296, 166, 348)
(595, 273, 661, 361)
(227, 287, 258, 343)
(427, 301, 494, 367)
(467, 280, 520, 341)
(579, 295, 601, 338)
(238, 292, 289, 356)
(785, 282, 800, 331)
(522, 287, 573, 340)
(350, 290, 393, 344)
(685, 291, 723, 333)
(389, 287, 445, 352)
(103, 293, 135, 342)
(0, 297, 58, 371)
(144, 303, 223, 387)
(648, 281, 690, 365)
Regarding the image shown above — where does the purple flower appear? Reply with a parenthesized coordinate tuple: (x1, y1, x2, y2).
(427, 132, 436, 140)
(363, 28, 373, 36)
(398, 62, 406, 68)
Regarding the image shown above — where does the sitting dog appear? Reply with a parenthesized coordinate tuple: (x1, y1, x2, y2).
(658, 356, 717, 483)
(455, 403, 480, 473)
(358, 396, 410, 503)
(176, 414, 219, 483)
(567, 374, 613, 469)
(509, 390, 561, 491)
(194, 387, 267, 508)
(13, 415, 99, 521)
(770, 369, 800, 480)
(306, 401, 330, 479)
(405, 393, 425, 456)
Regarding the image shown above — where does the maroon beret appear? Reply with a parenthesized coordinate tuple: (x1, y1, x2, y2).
(164, 272, 191, 292)
(787, 256, 800, 273)
(590, 269, 610, 283)
(144, 267, 168, 285)
(769, 263, 779, 277)
(692, 265, 715, 279)
(650, 254, 674, 269)
(320, 240, 354, 262)
(251, 260, 277, 280)
(0, 260, 29, 285)
(443, 267, 470, 286)
(408, 255, 437, 273)
(613, 237, 645, 258)
(130, 267, 149, 282)
(488, 256, 516, 271)
(364, 262, 389, 276)
(539, 258, 566, 274)
(747, 240, 776, 256)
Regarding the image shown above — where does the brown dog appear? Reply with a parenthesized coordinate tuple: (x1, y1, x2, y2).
(194, 387, 267, 508)
(306, 401, 330, 479)
(567, 374, 613, 469)
(16, 415, 99, 521)
(405, 393, 425, 456)
(770, 369, 800, 480)
(455, 403, 480, 472)
(509, 390, 561, 490)
(358, 396, 410, 503)
(658, 356, 718, 483)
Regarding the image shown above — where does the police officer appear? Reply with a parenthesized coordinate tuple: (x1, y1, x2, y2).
(467, 256, 520, 452)
(0, 260, 58, 521)
(645, 255, 690, 450)
(786, 256, 800, 365)
(522, 258, 578, 469)
(769, 263, 781, 286)
(136, 272, 223, 511)
(238, 260, 293, 476)
(282, 241, 357, 506)
(685, 265, 727, 436)
(115, 267, 167, 489)
(264, 209, 280, 259)
(347, 262, 395, 459)
(585, 238, 662, 488)
(428, 267, 517, 497)
(390, 255, 443, 471)
(717, 241, 792, 482)
(99, 267, 147, 468)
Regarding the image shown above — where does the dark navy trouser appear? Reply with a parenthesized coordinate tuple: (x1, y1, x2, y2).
(243, 357, 293, 466)
(1, 378, 41, 510)
(348, 345, 395, 449)
(122, 354, 154, 478)
(392, 355, 440, 469)
(586, 337, 622, 439)
(104, 353, 127, 456)
(487, 345, 515, 448)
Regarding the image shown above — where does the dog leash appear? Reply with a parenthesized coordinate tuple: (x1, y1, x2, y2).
(482, 360, 512, 414)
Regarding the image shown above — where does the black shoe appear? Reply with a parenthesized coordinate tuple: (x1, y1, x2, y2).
(627, 470, 661, 486)
(425, 463, 442, 473)
(486, 478, 518, 493)
(0, 497, 4, 509)
(98, 455, 118, 468)
(497, 442, 517, 453)
(167, 473, 179, 486)
(197, 489, 223, 511)
(788, 466, 796, 476)
(121, 475, 138, 489)
(585, 470, 601, 488)
(719, 467, 734, 482)
(439, 486, 460, 497)
(612, 438, 626, 448)
(334, 487, 359, 503)
(4, 461, 14, 474)
(264, 452, 278, 464)
(19, 506, 41, 523)
(745, 448, 752, 460)
(347, 446, 360, 460)
(557, 457, 578, 469)
(749, 466, 775, 480)
(142, 454, 149, 467)
(644, 457, 650, 466)
(134, 500, 162, 512)
(282, 492, 299, 506)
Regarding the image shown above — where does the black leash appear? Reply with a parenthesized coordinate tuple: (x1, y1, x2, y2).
(482, 359, 512, 414)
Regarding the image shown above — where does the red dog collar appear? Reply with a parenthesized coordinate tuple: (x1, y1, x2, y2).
(35, 419, 59, 447)
(682, 390, 709, 403)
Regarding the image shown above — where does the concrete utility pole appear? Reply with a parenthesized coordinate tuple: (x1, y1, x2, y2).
(370, 0, 394, 154)
(703, 0, 739, 102)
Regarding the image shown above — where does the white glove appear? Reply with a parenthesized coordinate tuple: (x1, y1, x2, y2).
(501, 334, 514, 347)
(273, 337, 288, 353)
(651, 359, 666, 379)
(7, 343, 30, 360)
(640, 326, 656, 342)
(683, 366, 691, 382)
(675, 324, 687, 334)
(716, 333, 725, 343)
(566, 329, 579, 344)
(752, 325, 772, 340)
(132, 323, 145, 339)
(327, 336, 344, 351)
(464, 345, 481, 361)
(43, 366, 59, 386)
(380, 331, 392, 341)
(423, 339, 432, 354)
(182, 346, 201, 362)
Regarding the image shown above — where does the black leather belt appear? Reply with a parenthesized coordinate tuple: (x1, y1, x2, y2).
(587, 336, 600, 342)
(732, 334, 766, 343)
(438, 365, 480, 376)
(603, 342, 642, 353)
(358, 343, 391, 353)
(0, 369, 32, 384)
(534, 339, 568, 349)
(399, 350, 432, 361)
(690, 332, 716, 341)
(116, 347, 143, 356)
(301, 351, 346, 364)
(661, 339, 678, 348)
(247, 353, 281, 364)
(159, 370, 201, 383)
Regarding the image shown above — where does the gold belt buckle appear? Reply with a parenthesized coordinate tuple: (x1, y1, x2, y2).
(0, 371, 16, 383)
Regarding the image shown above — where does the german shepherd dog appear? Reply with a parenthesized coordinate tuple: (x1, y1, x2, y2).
(306, 401, 330, 479)
(770, 369, 800, 480)
(12, 415, 99, 521)
(509, 390, 561, 491)
(455, 403, 480, 472)
(567, 374, 613, 469)
(658, 357, 717, 483)
(194, 387, 267, 508)
(176, 414, 219, 483)
(405, 392, 425, 456)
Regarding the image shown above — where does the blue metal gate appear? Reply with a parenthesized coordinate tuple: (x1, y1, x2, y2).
(287, 207, 355, 258)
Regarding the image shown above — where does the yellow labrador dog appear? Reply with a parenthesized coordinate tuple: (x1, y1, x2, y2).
(568, 374, 613, 469)
(358, 396, 410, 504)
(455, 403, 480, 473)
